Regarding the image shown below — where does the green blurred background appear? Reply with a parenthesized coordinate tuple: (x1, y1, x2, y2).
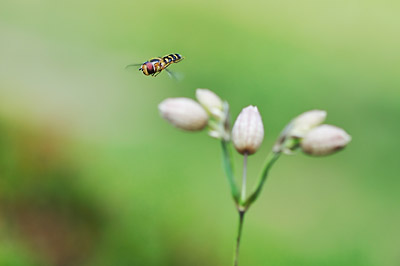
(1, 0, 399, 265)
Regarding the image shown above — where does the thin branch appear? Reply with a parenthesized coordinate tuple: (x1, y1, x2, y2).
(221, 140, 240, 203)
(241, 153, 248, 203)
(233, 211, 245, 266)
(244, 152, 280, 208)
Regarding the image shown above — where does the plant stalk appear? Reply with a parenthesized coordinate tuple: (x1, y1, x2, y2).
(241, 153, 248, 202)
(221, 140, 240, 203)
(244, 151, 280, 209)
(233, 210, 245, 266)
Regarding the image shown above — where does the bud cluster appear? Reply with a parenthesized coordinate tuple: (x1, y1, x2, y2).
(157, 87, 352, 265)
(158, 89, 230, 140)
(159, 91, 351, 157)
(274, 110, 351, 156)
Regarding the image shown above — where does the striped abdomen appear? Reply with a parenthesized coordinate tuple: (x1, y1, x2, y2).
(162, 53, 184, 65)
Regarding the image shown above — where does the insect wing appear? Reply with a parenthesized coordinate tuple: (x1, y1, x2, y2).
(165, 68, 184, 81)
(125, 63, 143, 69)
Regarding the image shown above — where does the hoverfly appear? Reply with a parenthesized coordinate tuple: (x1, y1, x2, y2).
(126, 53, 184, 77)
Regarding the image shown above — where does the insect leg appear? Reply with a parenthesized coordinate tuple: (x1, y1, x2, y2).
(165, 68, 180, 80)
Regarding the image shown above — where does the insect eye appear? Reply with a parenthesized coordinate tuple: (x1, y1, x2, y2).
(145, 62, 154, 71)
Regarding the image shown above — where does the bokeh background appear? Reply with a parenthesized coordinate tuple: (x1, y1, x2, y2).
(1, 0, 399, 265)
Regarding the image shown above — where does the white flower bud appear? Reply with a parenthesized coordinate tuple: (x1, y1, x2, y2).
(273, 110, 327, 153)
(301, 125, 351, 156)
(232, 106, 264, 155)
(195, 89, 223, 119)
(290, 110, 327, 138)
(158, 98, 208, 131)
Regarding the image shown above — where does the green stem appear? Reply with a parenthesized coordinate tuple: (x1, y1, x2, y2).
(241, 153, 248, 203)
(221, 140, 240, 203)
(243, 152, 280, 208)
(233, 210, 245, 266)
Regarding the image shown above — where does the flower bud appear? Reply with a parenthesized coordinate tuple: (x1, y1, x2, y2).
(207, 101, 231, 141)
(290, 110, 327, 138)
(195, 89, 223, 119)
(158, 98, 208, 131)
(232, 106, 264, 155)
(273, 110, 327, 153)
(301, 125, 351, 156)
